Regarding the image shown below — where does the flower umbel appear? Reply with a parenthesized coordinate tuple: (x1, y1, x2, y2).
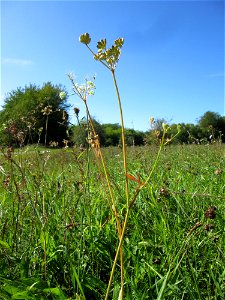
(59, 91, 67, 100)
(68, 73, 96, 102)
(79, 33, 124, 71)
(42, 106, 52, 116)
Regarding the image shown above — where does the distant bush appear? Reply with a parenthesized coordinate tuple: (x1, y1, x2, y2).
(0, 82, 69, 147)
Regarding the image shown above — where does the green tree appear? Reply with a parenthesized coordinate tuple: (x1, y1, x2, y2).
(0, 82, 69, 146)
(102, 123, 121, 146)
(169, 123, 203, 144)
(124, 128, 145, 146)
(198, 111, 225, 142)
(71, 118, 105, 147)
(217, 116, 225, 142)
(71, 120, 145, 148)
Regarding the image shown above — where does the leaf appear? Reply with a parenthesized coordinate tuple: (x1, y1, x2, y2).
(94, 52, 106, 61)
(126, 173, 142, 186)
(126, 173, 138, 182)
(97, 38, 107, 52)
(11, 291, 32, 299)
(157, 269, 171, 300)
(2, 285, 20, 297)
(79, 33, 91, 45)
(84, 275, 106, 292)
(114, 38, 124, 48)
(43, 287, 67, 300)
(71, 265, 86, 299)
(0, 240, 10, 250)
(112, 282, 120, 300)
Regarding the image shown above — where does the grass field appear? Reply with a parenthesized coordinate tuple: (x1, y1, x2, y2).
(0, 144, 224, 299)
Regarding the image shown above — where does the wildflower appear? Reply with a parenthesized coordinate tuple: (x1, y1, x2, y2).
(155, 130, 160, 138)
(159, 187, 169, 197)
(149, 116, 154, 128)
(27, 122, 32, 129)
(63, 139, 69, 148)
(16, 131, 25, 143)
(204, 206, 217, 219)
(49, 141, 58, 148)
(86, 80, 96, 96)
(59, 91, 67, 100)
(214, 169, 223, 175)
(79, 33, 91, 45)
(74, 107, 80, 117)
(87, 133, 99, 148)
(162, 122, 170, 133)
(42, 105, 52, 116)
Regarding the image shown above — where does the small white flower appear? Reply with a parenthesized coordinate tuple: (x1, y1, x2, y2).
(59, 91, 67, 100)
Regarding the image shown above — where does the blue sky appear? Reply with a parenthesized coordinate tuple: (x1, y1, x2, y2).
(1, 0, 224, 131)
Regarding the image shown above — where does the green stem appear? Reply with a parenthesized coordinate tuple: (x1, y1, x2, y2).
(111, 69, 129, 298)
(111, 70, 129, 207)
(104, 208, 130, 300)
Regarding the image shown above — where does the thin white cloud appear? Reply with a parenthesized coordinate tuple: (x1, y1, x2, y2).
(1, 58, 34, 66)
(207, 72, 224, 78)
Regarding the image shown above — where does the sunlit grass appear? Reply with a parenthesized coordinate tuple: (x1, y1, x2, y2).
(0, 144, 224, 299)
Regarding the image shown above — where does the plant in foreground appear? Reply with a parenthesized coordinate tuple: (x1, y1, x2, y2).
(69, 33, 181, 299)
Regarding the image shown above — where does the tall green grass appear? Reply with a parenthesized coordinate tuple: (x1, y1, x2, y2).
(0, 144, 224, 299)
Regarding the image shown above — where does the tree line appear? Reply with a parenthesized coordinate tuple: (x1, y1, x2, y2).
(0, 82, 224, 147)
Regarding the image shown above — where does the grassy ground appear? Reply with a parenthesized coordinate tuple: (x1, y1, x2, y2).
(0, 144, 224, 299)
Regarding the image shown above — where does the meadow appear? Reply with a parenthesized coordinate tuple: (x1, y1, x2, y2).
(0, 143, 224, 299)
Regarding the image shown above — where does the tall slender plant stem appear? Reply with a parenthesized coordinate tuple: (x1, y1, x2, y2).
(104, 207, 130, 300)
(111, 69, 130, 299)
(111, 69, 129, 207)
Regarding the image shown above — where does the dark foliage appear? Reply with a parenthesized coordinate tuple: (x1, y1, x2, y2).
(0, 82, 69, 147)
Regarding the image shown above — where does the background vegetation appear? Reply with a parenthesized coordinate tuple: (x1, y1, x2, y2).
(0, 83, 69, 147)
(0, 84, 224, 147)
